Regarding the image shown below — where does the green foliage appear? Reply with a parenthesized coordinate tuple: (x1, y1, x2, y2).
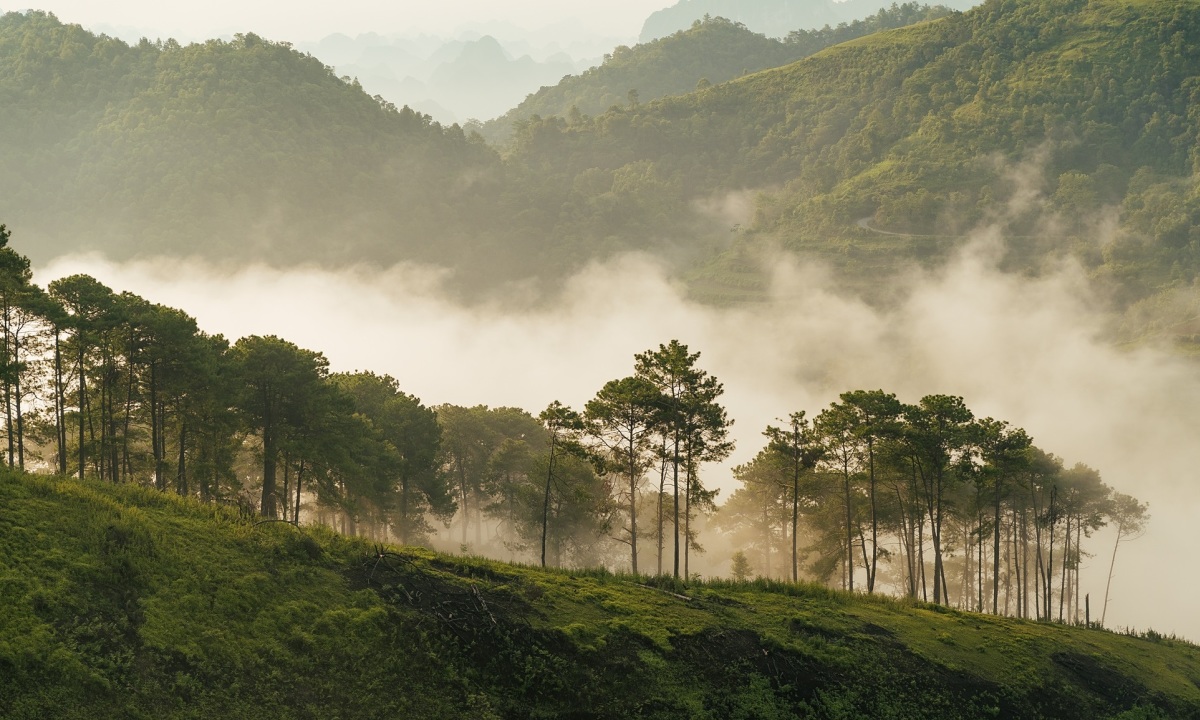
(498, 0, 1200, 313)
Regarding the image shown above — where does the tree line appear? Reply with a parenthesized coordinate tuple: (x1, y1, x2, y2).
(0, 224, 1147, 620)
(719, 391, 1149, 624)
(0, 226, 734, 576)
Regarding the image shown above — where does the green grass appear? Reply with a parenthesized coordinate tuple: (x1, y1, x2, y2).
(2, 470, 1198, 719)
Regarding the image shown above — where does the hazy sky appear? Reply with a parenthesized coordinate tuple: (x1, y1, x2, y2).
(8, 1, 670, 41)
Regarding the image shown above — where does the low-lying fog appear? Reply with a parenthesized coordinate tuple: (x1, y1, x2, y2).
(37, 239, 1200, 642)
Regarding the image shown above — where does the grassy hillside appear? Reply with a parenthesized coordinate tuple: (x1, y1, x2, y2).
(3, 470, 1198, 719)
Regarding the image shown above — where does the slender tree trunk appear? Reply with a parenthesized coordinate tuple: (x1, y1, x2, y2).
(260, 387, 278, 518)
(918, 512, 928, 602)
(1080, 523, 1089, 624)
(150, 363, 163, 491)
(4, 300, 13, 467)
(1065, 513, 1075, 619)
(78, 340, 86, 481)
(684, 450, 692, 580)
(14, 331, 24, 471)
(792, 456, 800, 583)
(657, 449, 666, 575)
(293, 460, 305, 527)
(177, 419, 187, 496)
(1022, 503, 1030, 619)
(978, 510, 984, 613)
(1046, 485, 1056, 621)
(628, 431, 638, 575)
(762, 502, 771, 579)
(541, 435, 556, 568)
(281, 456, 292, 522)
(1101, 522, 1125, 626)
(458, 464, 469, 547)
(1034, 540, 1044, 621)
(121, 352, 136, 484)
(932, 469, 945, 604)
(55, 329, 67, 475)
(843, 462, 854, 592)
(399, 474, 410, 545)
(1011, 513, 1020, 617)
(867, 440, 878, 593)
(672, 428, 680, 579)
(993, 476, 1003, 614)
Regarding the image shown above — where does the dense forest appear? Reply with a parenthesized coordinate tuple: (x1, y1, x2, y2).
(0, 225, 1149, 625)
(4, 0, 1200, 330)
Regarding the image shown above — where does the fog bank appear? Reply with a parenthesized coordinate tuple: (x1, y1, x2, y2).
(36, 241, 1200, 641)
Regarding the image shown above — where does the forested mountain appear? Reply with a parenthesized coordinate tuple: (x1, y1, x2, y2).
(639, 0, 981, 41)
(482, 5, 955, 146)
(503, 0, 1200, 317)
(5, 0, 1200, 325)
(4, 471, 1198, 718)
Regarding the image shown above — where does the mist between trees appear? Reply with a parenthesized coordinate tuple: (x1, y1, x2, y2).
(0, 224, 1149, 624)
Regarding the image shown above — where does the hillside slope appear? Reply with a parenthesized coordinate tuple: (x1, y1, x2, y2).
(3, 471, 1198, 719)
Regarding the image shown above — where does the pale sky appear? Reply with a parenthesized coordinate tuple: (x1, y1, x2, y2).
(7, 0, 671, 42)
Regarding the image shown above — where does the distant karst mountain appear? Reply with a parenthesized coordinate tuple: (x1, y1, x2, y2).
(297, 32, 585, 123)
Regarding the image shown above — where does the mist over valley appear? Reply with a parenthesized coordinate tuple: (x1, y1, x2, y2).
(35, 238, 1200, 642)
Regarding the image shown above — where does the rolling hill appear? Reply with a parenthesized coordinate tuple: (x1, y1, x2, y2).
(3, 470, 1198, 718)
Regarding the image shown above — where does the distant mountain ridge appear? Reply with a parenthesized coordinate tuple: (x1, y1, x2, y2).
(639, 0, 982, 40)
(484, 5, 956, 146)
(297, 32, 587, 123)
